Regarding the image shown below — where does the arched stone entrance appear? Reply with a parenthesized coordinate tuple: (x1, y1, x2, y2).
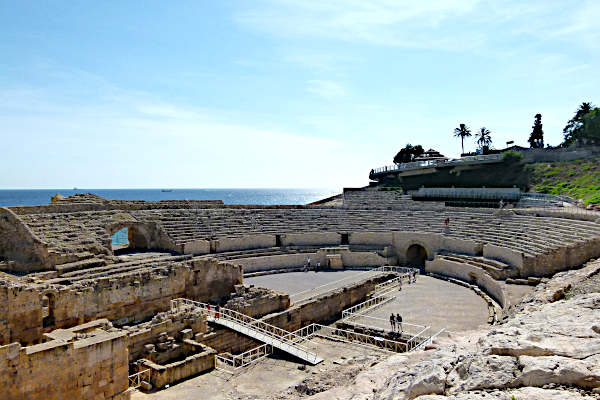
(107, 224, 152, 254)
(406, 244, 428, 273)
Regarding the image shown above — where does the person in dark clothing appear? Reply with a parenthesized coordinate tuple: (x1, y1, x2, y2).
(389, 313, 396, 331)
(396, 314, 402, 333)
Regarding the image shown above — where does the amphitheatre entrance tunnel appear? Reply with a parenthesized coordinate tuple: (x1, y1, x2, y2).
(406, 243, 428, 272)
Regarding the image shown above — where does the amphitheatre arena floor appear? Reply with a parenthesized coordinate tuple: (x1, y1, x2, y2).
(355, 276, 489, 333)
(245, 270, 383, 303)
(246, 271, 491, 333)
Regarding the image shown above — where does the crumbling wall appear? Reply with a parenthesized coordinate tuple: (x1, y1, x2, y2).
(0, 330, 129, 400)
(138, 344, 216, 389)
(223, 285, 289, 318)
(0, 207, 51, 271)
(0, 283, 43, 345)
(49, 265, 190, 329)
(126, 312, 208, 363)
(185, 258, 243, 301)
(2, 258, 242, 345)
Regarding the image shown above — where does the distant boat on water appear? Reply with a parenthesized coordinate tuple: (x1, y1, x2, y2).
(161, 189, 173, 192)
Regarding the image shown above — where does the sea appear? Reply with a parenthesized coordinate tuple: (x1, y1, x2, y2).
(0, 188, 339, 208)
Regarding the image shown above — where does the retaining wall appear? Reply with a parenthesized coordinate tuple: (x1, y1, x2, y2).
(425, 256, 508, 308)
(139, 344, 216, 389)
(0, 331, 129, 400)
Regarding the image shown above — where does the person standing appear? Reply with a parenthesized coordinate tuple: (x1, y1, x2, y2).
(396, 314, 402, 333)
(389, 313, 396, 331)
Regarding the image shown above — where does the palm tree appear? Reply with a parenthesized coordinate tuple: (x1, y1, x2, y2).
(476, 127, 492, 151)
(453, 123, 472, 155)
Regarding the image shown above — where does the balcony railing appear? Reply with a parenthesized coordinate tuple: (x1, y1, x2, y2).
(370, 154, 503, 177)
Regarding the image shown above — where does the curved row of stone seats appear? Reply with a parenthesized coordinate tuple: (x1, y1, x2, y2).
(19, 208, 600, 256)
(8, 207, 600, 276)
(437, 253, 514, 279)
(44, 256, 189, 286)
(342, 189, 446, 210)
(28, 255, 189, 286)
(426, 254, 509, 309)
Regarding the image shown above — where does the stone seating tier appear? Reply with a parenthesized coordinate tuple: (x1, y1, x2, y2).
(12, 208, 600, 270)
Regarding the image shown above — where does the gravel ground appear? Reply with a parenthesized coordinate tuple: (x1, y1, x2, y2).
(567, 270, 600, 297)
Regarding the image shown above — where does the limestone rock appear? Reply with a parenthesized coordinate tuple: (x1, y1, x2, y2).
(481, 293, 600, 359)
(415, 387, 597, 399)
(516, 355, 600, 389)
(445, 355, 518, 394)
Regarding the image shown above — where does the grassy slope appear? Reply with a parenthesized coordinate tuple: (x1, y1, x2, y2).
(526, 156, 600, 205)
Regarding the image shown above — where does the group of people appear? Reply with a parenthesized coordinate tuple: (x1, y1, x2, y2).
(389, 313, 403, 333)
(303, 257, 321, 272)
(399, 270, 418, 292)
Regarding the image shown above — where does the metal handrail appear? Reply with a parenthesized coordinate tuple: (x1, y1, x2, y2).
(412, 328, 445, 351)
(171, 299, 320, 364)
(341, 290, 396, 320)
(128, 369, 150, 389)
(290, 323, 407, 353)
(371, 154, 503, 176)
(216, 343, 272, 373)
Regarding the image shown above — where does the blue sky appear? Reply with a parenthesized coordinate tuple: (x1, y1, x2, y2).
(1, 1, 598, 189)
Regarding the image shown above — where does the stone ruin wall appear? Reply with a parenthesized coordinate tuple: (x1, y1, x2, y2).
(0, 208, 50, 271)
(0, 331, 130, 400)
(263, 273, 393, 333)
(0, 258, 242, 346)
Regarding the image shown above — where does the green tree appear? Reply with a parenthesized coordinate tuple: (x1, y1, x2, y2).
(528, 114, 544, 148)
(453, 123, 472, 155)
(476, 127, 492, 152)
(562, 102, 594, 147)
(393, 144, 424, 164)
(581, 108, 600, 144)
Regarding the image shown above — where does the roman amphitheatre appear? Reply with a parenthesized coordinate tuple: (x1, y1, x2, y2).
(1, 165, 600, 399)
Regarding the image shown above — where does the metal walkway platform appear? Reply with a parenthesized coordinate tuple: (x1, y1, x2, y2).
(171, 298, 323, 366)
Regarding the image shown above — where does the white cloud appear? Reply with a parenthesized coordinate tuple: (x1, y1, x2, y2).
(237, 0, 599, 51)
(236, 0, 484, 50)
(306, 80, 347, 99)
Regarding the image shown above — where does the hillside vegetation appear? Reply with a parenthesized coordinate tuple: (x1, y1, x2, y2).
(527, 156, 600, 205)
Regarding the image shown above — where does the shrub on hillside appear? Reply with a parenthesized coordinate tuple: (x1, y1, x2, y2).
(502, 150, 523, 163)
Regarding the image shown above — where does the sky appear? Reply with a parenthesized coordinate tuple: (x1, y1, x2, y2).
(1, 1, 599, 189)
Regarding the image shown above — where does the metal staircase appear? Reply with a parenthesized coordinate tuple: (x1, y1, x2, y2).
(171, 298, 323, 366)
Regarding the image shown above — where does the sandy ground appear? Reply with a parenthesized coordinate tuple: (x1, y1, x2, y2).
(130, 337, 386, 400)
(355, 275, 489, 333)
(246, 270, 383, 303)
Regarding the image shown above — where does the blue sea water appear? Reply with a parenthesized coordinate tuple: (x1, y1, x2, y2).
(0, 188, 339, 208)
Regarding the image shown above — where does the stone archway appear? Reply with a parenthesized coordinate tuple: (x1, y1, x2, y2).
(107, 223, 152, 254)
(406, 244, 428, 273)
